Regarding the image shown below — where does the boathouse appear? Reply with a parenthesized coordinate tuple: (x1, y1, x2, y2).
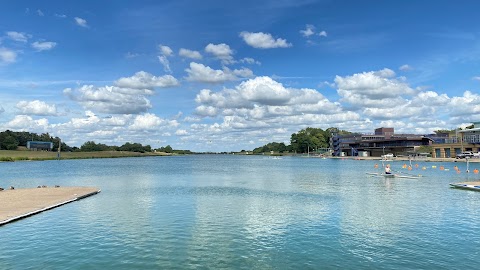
(331, 127, 433, 157)
(27, 141, 54, 151)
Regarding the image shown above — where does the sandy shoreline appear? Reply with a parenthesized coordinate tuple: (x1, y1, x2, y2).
(0, 186, 100, 226)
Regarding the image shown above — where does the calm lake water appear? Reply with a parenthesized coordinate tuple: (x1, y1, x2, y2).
(1, 155, 480, 269)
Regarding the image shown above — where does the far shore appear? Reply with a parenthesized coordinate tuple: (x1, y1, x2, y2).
(0, 150, 172, 162)
(1, 149, 478, 163)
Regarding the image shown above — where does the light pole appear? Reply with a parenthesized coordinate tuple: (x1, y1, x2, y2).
(306, 132, 310, 157)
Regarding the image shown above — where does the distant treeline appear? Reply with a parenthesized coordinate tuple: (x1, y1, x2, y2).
(80, 141, 192, 154)
(0, 130, 67, 151)
(0, 130, 191, 154)
(251, 127, 352, 154)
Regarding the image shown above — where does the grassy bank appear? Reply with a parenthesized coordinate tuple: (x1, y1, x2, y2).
(0, 150, 171, 161)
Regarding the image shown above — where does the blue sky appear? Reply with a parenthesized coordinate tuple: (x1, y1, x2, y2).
(1, 0, 480, 151)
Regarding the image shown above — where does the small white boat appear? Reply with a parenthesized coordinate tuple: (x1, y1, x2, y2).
(366, 172, 421, 179)
(450, 182, 480, 191)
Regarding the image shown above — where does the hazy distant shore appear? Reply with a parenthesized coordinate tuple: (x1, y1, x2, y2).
(2, 150, 478, 163)
(0, 150, 172, 162)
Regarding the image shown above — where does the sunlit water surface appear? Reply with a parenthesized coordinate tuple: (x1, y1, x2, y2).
(1, 155, 480, 269)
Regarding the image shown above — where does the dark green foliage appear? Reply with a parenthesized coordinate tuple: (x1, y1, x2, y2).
(252, 127, 351, 154)
(0, 130, 73, 151)
(252, 142, 287, 154)
(80, 141, 112, 151)
(79, 141, 152, 153)
(0, 130, 163, 154)
(155, 145, 192, 154)
(434, 129, 455, 134)
(157, 145, 173, 153)
(172, 149, 193, 154)
(290, 127, 331, 153)
(118, 142, 150, 153)
(0, 131, 19, 150)
(416, 145, 433, 154)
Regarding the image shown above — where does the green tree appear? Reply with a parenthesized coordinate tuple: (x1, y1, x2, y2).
(0, 133, 19, 150)
(80, 141, 100, 151)
(119, 142, 149, 153)
(80, 141, 110, 151)
(158, 145, 173, 153)
(143, 145, 152, 152)
(290, 127, 329, 153)
(416, 145, 433, 154)
(252, 142, 288, 154)
(434, 129, 454, 134)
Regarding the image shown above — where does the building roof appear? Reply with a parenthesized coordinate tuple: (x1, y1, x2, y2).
(458, 128, 480, 133)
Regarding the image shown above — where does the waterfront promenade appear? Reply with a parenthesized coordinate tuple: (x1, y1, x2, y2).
(329, 156, 480, 163)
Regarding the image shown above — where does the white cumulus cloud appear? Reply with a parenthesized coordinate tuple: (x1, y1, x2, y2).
(237, 76, 291, 105)
(64, 85, 153, 114)
(300, 24, 315, 37)
(232, 67, 254, 78)
(193, 76, 344, 124)
(335, 68, 415, 109)
(129, 113, 179, 130)
(239, 31, 292, 49)
(159, 45, 173, 56)
(31, 41, 57, 51)
(74, 17, 88, 27)
(5, 115, 50, 132)
(158, 55, 171, 73)
(399, 64, 412, 71)
(205, 43, 234, 64)
(115, 71, 179, 89)
(6, 31, 30, 42)
(66, 71, 178, 115)
(240, 57, 261, 65)
(179, 48, 202, 60)
(157, 45, 173, 73)
(175, 129, 188, 135)
(195, 105, 218, 117)
(449, 91, 480, 116)
(16, 100, 58, 116)
(0, 47, 17, 64)
(185, 62, 236, 83)
(318, 30, 327, 37)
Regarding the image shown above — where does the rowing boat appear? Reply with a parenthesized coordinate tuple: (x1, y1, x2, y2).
(366, 172, 421, 179)
(449, 182, 480, 191)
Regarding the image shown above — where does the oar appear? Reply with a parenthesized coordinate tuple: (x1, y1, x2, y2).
(391, 169, 423, 177)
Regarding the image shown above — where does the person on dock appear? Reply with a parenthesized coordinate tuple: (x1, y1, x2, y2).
(385, 164, 392, 174)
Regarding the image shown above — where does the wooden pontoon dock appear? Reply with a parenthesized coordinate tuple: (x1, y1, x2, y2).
(0, 186, 100, 226)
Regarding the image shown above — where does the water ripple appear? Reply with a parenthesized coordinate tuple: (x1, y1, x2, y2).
(1, 156, 480, 269)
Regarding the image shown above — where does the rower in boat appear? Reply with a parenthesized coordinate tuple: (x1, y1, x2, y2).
(385, 164, 392, 175)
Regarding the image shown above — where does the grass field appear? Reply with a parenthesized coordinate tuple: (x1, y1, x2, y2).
(0, 150, 171, 161)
